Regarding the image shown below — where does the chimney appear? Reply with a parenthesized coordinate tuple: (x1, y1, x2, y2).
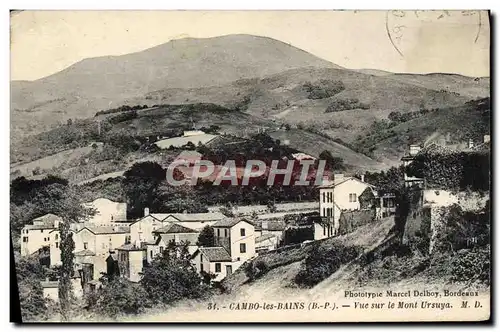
(409, 145, 421, 156)
(360, 175, 365, 183)
(144, 207, 150, 216)
(484, 135, 490, 143)
(468, 138, 474, 149)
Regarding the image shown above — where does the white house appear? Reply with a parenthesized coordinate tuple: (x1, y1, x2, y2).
(255, 233, 279, 253)
(318, 174, 376, 237)
(115, 244, 145, 283)
(83, 198, 128, 225)
(20, 214, 61, 256)
(212, 218, 256, 270)
(72, 225, 130, 279)
(146, 223, 199, 263)
(191, 247, 233, 282)
(129, 214, 168, 247)
(192, 218, 256, 282)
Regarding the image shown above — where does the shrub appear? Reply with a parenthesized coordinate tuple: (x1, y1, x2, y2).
(325, 98, 370, 113)
(295, 243, 362, 287)
(245, 260, 269, 281)
(90, 277, 153, 318)
(303, 80, 345, 99)
(449, 247, 490, 285)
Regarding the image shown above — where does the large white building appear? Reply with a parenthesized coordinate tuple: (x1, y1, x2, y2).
(317, 174, 376, 239)
(20, 214, 62, 256)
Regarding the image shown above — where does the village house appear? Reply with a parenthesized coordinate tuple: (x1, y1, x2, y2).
(191, 247, 233, 282)
(129, 211, 168, 246)
(154, 130, 218, 150)
(255, 233, 279, 253)
(72, 225, 130, 280)
(254, 219, 286, 242)
(212, 218, 256, 270)
(41, 277, 83, 302)
(192, 218, 256, 281)
(401, 144, 425, 188)
(152, 212, 225, 231)
(83, 198, 128, 225)
(146, 223, 200, 263)
(318, 174, 376, 238)
(20, 214, 62, 256)
(376, 193, 397, 218)
(115, 244, 145, 283)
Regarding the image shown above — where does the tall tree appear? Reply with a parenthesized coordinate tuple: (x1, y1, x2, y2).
(140, 241, 208, 304)
(37, 184, 94, 320)
(196, 226, 215, 247)
(123, 162, 166, 218)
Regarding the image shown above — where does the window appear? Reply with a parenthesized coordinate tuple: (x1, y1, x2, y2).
(217, 229, 220, 237)
(215, 263, 221, 272)
(159, 246, 164, 253)
(349, 193, 357, 203)
(322, 192, 326, 202)
(55, 234, 58, 240)
(150, 250, 153, 259)
(323, 226, 326, 236)
(224, 229, 228, 237)
(240, 228, 246, 236)
(55, 242, 59, 248)
(84, 242, 88, 250)
(23, 236, 28, 243)
(240, 243, 246, 253)
(41, 229, 44, 233)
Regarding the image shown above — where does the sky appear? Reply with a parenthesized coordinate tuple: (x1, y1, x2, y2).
(10, 10, 490, 81)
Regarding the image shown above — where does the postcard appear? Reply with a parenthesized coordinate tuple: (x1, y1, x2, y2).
(10, 10, 490, 323)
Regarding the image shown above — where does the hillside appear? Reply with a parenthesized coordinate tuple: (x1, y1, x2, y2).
(267, 129, 385, 171)
(368, 98, 491, 164)
(11, 34, 338, 141)
(132, 66, 479, 144)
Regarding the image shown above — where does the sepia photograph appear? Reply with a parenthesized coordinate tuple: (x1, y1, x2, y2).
(9, 9, 491, 323)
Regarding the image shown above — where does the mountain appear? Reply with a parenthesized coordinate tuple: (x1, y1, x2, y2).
(11, 34, 339, 141)
(11, 34, 490, 169)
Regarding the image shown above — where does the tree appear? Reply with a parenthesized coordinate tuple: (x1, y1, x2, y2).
(319, 150, 345, 170)
(90, 277, 152, 318)
(267, 201, 277, 213)
(15, 253, 49, 321)
(388, 111, 402, 122)
(123, 162, 166, 218)
(40, 185, 94, 320)
(58, 223, 75, 321)
(197, 226, 215, 247)
(140, 241, 209, 304)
